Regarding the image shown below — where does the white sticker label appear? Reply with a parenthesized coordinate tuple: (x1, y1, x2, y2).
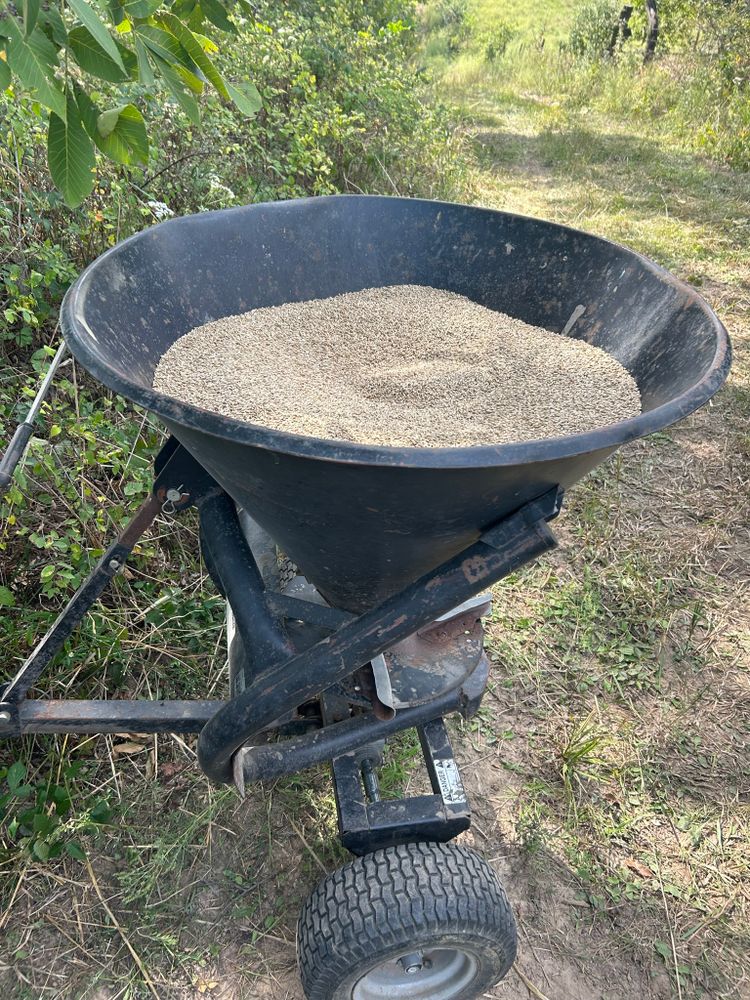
(434, 758, 466, 805)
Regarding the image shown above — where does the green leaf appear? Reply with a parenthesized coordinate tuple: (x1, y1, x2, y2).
(107, 0, 126, 26)
(97, 103, 149, 163)
(66, 0, 126, 73)
(65, 842, 87, 861)
(39, 6, 67, 47)
(174, 61, 203, 94)
(7, 761, 26, 791)
(79, 86, 148, 164)
(122, 0, 162, 16)
(0, 57, 9, 90)
(47, 96, 96, 207)
(226, 80, 261, 117)
(150, 52, 200, 122)
(32, 811, 54, 835)
(0, 585, 14, 607)
(654, 941, 672, 961)
(118, 40, 138, 76)
(32, 839, 50, 861)
(136, 23, 187, 63)
(22, 0, 40, 36)
(40, 563, 56, 582)
(97, 105, 121, 136)
(133, 35, 154, 85)
(4, 16, 66, 119)
(199, 0, 234, 33)
(89, 799, 112, 824)
(155, 11, 228, 97)
(69, 25, 129, 81)
(171, 0, 198, 16)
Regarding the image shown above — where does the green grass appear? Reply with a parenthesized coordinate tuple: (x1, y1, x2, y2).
(470, 0, 572, 39)
(429, 11, 750, 993)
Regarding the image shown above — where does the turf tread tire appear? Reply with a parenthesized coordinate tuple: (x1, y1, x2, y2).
(297, 841, 516, 1000)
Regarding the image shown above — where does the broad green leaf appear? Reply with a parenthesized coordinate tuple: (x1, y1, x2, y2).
(199, 0, 234, 33)
(0, 56, 10, 90)
(97, 105, 121, 136)
(96, 103, 148, 163)
(107, 0, 126, 26)
(117, 40, 138, 76)
(32, 811, 54, 835)
(65, 842, 87, 861)
(73, 85, 100, 136)
(171, 0, 198, 16)
(89, 799, 111, 823)
(69, 25, 129, 82)
(134, 35, 154, 85)
(654, 941, 671, 961)
(47, 96, 96, 207)
(175, 61, 203, 94)
(4, 17, 66, 119)
(136, 23, 194, 69)
(0, 584, 14, 606)
(40, 6, 67, 47)
(150, 52, 200, 122)
(192, 31, 218, 54)
(22, 0, 40, 36)
(67, 0, 126, 73)
(156, 12, 227, 97)
(122, 0, 162, 16)
(226, 80, 261, 117)
(33, 839, 50, 861)
(7, 761, 25, 791)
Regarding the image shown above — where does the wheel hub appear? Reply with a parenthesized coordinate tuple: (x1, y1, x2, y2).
(353, 947, 478, 999)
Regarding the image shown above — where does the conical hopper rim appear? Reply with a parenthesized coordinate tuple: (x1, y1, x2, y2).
(60, 196, 732, 470)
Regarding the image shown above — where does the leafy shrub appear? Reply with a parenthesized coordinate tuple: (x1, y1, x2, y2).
(568, 0, 621, 58)
(482, 22, 516, 63)
(0, 0, 262, 206)
(0, 0, 465, 351)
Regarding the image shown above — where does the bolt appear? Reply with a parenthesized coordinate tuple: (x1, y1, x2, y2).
(109, 558, 122, 572)
(0, 710, 12, 726)
(399, 953, 423, 976)
(165, 488, 182, 502)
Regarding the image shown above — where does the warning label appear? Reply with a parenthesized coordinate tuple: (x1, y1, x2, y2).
(434, 758, 466, 805)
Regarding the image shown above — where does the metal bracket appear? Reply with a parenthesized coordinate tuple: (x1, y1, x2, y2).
(0, 437, 220, 725)
(332, 717, 471, 856)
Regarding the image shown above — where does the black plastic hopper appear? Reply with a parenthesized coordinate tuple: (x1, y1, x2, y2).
(60, 195, 730, 612)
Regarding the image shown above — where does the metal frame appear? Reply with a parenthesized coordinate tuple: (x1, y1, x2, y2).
(332, 717, 472, 856)
(0, 438, 562, 799)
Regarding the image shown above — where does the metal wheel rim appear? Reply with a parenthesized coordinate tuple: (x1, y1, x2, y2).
(352, 947, 479, 1000)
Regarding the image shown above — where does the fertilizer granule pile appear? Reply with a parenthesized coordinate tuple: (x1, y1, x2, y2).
(153, 284, 641, 448)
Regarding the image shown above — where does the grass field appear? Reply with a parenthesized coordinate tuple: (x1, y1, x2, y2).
(1, 1, 749, 998)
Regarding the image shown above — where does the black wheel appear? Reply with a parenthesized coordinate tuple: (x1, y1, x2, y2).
(297, 841, 517, 1000)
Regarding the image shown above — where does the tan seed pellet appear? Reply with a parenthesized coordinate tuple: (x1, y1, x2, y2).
(153, 285, 641, 448)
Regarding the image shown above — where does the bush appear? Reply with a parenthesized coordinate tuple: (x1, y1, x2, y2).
(568, 0, 620, 58)
(0, 0, 466, 354)
(482, 22, 516, 63)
